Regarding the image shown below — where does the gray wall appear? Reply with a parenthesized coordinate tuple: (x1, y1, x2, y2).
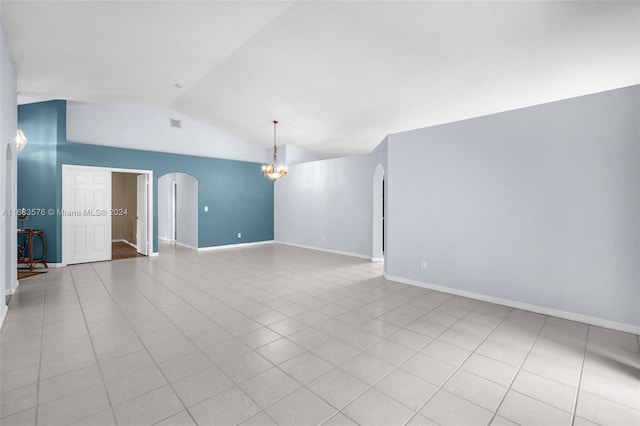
(387, 85, 640, 328)
(275, 139, 387, 258)
(1, 17, 17, 316)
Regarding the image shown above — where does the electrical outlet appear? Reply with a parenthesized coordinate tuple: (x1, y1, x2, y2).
(237, 233, 241, 239)
(420, 260, 427, 270)
(204, 206, 208, 212)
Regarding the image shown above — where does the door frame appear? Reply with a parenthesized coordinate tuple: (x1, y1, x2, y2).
(62, 164, 154, 264)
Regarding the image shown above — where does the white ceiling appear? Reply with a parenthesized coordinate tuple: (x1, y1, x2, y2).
(2, 1, 639, 159)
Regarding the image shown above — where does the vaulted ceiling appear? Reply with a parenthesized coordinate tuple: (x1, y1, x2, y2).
(2, 1, 639, 159)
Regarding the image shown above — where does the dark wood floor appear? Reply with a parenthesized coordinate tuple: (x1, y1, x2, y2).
(112, 241, 144, 260)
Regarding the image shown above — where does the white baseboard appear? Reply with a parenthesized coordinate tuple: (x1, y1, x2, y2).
(112, 239, 137, 248)
(384, 274, 640, 335)
(371, 257, 384, 263)
(149, 252, 159, 257)
(0, 305, 7, 330)
(174, 241, 198, 251)
(7, 280, 19, 295)
(198, 240, 275, 252)
(158, 237, 174, 242)
(275, 241, 370, 260)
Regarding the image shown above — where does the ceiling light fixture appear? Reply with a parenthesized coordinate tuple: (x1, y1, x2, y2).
(262, 120, 288, 181)
(16, 129, 27, 152)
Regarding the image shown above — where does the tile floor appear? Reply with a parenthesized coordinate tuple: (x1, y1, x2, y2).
(1, 243, 638, 426)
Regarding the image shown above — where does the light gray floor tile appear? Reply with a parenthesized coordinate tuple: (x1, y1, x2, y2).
(375, 368, 438, 411)
(280, 352, 333, 385)
(219, 351, 274, 383)
(37, 384, 111, 426)
(188, 386, 259, 426)
(1, 383, 38, 418)
(420, 339, 471, 367)
(579, 369, 640, 410)
(477, 339, 529, 367)
(158, 350, 214, 382)
(172, 366, 234, 407)
(387, 328, 433, 351)
(0, 363, 39, 394)
(239, 327, 282, 349)
(240, 367, 301, 408)
(521, 353, 582, 387)
(511, 370, 577, 413)
(0, 408, 36, 426)
(308, 368, 369, 409)
(99, 349, 155, 381)
(462, 353, 518, 387)
(239, 411, 278, 426)
(105, 364, 168, 406)
(575, 390, 640, 426)
(420, 389, 493, 426)
(366, 340, 415, 366)
(113, 385, 184, 426)
(68, 409, 116, 426)
(322, 412, 359, 426)
(2, 245, 637, 426)
(498, 390, 573, 425)
(343, 388, 414, 426)
(147, 336, 198, 363)
(266, 387, 337, 426)
(311, 339, 360, 365)
(154, 410, 197, 426)
(203, 338, 253, 364)
(38, 364, 104, 405)
(401, 353, 457, 386)
(443, 369, 508, 412)
(340, 352, 395, 386)
(256, 338, 306, 365)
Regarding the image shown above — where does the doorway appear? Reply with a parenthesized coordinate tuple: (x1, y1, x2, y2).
(372, 164, 385, 262)
(158, 172, 198, 251)
(111, 171, 146, 260)
(62, 165, 153, 265)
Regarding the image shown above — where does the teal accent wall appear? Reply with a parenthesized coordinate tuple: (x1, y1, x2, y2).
(18, 100, 274, 263)
(17, 101, 65, 261)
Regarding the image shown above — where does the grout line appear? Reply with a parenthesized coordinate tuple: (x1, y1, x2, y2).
(571, 325, 590, 425)
(486, 315, 550, 425)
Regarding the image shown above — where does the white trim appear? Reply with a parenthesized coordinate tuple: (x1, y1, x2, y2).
(275, 241, 370, 260)
(111, 239, 137, 249)
(158, 237, 174, 242)
(198, 240, 275, 252)
(149, 252, 159, 257)
(0, 305, 7, 330)
(47, 263, 65, 268)
(384, 274, 640, 335)
(371, 257, 384, 263)
(62, 164, 155, 261)
(7, 280, 18, 295)
(174, 241, 198, 251)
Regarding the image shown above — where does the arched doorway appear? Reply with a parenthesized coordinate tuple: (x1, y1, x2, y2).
(372, 164, 385, 262)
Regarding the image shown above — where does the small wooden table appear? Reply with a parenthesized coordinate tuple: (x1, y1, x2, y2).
(18, 228, 48, 271)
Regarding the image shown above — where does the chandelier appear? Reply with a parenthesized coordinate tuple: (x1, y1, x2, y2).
(16, 129, 27, 151)
(262, 120, 288, 181)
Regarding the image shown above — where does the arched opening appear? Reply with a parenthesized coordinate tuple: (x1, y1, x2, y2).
(372, 164, 385, 262)
(5, 143, 17, 295)
(158, 172, 198, 251)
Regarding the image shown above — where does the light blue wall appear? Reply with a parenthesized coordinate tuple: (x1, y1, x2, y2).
(18, 100, 274, 263)
(387, 85, 640, 328)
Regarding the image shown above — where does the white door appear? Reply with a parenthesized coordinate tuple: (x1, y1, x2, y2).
(63, 166, 111, 264)
(136, 174, 148, 255)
